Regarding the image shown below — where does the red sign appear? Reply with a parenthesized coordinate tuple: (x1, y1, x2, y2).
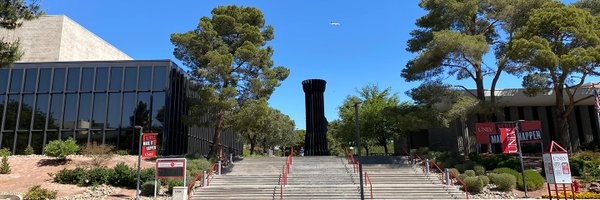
(519, 121, 543, 143)
(142, 133, 158, 158)
(500, 127, 518, 154)
(475, 123, 496, 144)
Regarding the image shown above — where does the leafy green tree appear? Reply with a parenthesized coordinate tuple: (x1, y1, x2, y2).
(0, 0, 44, 67)
(335, 85, 401, 155)
(171, 5, 289, 158)
(259, 108, 296, 153)
(507, 1, 600, 151)
(230, 99, 269, 155)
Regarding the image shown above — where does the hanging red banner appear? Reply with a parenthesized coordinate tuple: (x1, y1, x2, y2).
(142, 132, 158, 158)
(500, 127, 518, 154)
(519, 120, 543, 143)
(475, 123, 496, 144)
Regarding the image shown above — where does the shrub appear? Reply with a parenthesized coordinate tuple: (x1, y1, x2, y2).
(141, 181, 157, 196)
(163, 178, 184, 194)
(476, 154, 518, 170)
(140, 168, 156, 183)
(491, 173, 516, 191)
(463, 177, 484, 193)
(497, 158, 520, 171)
(474, 165, 485, 176)
(571, 151, 600, 181)
(44, 138, 79, 160)
(478, 175, 489, 186)
(187, 158, 212, 176)
(455, 163, 468, 173)
(517, 170, 545, 191)
(116, 150, 129, 155)
(0, 155, 10, 174)
(81, 142, 114, 167)
(23, 185, 57, 200)
(464, 170, 476, 177)
(448, 168, 460, 177)
(492, 167, 519, 179)
(51, 167, 88, 185)
(111, 162, 136, 188)
(458, 174, 468, 182)
(23, 146, 34, 155)
(86, 167, 115, 186)
(0, 148, 10, 157)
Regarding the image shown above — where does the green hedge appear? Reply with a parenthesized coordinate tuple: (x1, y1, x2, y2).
(517, 170, 545, 191)
(463, 177, 483, 193)
(490, 173, 516, 191)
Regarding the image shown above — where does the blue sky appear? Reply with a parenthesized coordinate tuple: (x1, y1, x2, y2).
(43, 0, 591, 129)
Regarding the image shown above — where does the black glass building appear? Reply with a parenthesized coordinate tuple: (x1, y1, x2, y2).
(0, 60, 241, 155)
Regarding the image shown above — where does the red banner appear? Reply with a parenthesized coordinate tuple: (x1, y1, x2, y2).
(475, 123, 496, 144)
(500, 127, 518, 154)
(519, 120, 543, 143)
(142, 132, 158, 158)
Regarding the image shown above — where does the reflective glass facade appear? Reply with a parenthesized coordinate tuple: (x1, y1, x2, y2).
(0, 60, 242, 155)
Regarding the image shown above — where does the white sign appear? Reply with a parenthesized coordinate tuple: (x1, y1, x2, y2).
(543, 153, 572, 184)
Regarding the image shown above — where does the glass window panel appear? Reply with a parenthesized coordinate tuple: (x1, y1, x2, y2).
(90, 130, 103, 145)
(107, 93, 121, 129)
(0, 96, 4, 130)
(19, 95, 34, 130)
(92, 93, 106, 129)
(119, 128, 134, 153)
(121, 93, 136, 128)
(48, 94, 63, 129)
(95, 68, 108, 91)
(61, 131, 74, 140)
(123, 67, 137, 91)
(80, 68, 94, 92)
(76, 129, 88, 146)
(38, 69, 51, 92)
(23, 69, 37, 92)
(63, 94, 77, 129)
(138, 67, 152, 91)
(1, 132, 14, 151)
(136, 93, 151, 129)
(52, 68, 65, 91)
(9, 69, 23, 93)
(45, 131, 58, 145)
(0, 69, 8, 94)
(109, 67, 123, 91)
(33, 94, 49, 130)
(153, 67, 167, 91)
(30, 131, 43, 154)
(66, 68, 80, 91)
(105, 130, 118, 147)
(152, 92, 165, 134)
(15, 131, 28, 154)
(4, 96, 19, 130)
(78, 94, 91, 129)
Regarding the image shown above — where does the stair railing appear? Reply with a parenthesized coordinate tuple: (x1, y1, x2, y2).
(187, 162, 219, 199)
(279, 147, 294, 199)
(413, 153, 469, 200)
(364, 171, 373, 199)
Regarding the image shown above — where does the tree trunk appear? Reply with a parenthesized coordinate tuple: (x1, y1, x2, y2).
(554, 86, 573, 152)
(249, 138, 256, 155)
(208, 111, 225, 160)
(364, 145, 369, 156)
(475, 67, 486, 102)
(383, 142, 389, 155)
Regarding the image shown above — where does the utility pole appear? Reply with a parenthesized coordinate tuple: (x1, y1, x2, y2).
(353, 101, 362, 156)
(134, 126, 143, 200)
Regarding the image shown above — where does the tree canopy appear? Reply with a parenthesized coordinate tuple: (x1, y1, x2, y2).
(171, 5, 289, 158)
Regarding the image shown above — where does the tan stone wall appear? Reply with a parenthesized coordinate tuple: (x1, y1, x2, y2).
(0, 15, 132, 62)
(59, 16, 132, 61)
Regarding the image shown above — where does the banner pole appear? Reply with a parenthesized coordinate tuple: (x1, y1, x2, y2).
(515, 121, 528, 198)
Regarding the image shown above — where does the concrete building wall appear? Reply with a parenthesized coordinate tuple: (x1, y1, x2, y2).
(0, 15, 131, 62)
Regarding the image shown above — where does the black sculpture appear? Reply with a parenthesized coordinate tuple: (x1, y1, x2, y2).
(302, 79, 330, 156)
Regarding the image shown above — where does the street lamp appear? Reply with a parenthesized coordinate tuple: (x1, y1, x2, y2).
(134, 125, 143, 200)
(353, 101, 362, 156)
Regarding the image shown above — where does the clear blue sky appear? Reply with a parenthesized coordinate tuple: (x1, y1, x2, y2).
(44, 0, 592, 129)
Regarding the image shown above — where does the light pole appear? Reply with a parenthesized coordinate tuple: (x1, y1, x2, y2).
(353, 101, 362, 156)
(134, 125, 143, 200)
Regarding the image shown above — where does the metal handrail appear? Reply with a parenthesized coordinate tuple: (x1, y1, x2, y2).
(412, 153, 469, 200)
(187, 162, 219, 199)
(449, 171, 470, 199)
(364, 171, 373, 199)
(279, 148, 294, 199)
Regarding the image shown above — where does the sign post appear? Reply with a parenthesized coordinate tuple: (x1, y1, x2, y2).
(544, 141, 574, 200)
(514, 121, 528, 198)
(134, 126, 143, 200)
(155, 158, 187, 198)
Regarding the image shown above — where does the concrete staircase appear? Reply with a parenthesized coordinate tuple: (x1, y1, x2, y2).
(282, 156, 360, 199)
(190, 156, 466, 200)
(190, 157, 286, 199)
(361, 163, 466, 199)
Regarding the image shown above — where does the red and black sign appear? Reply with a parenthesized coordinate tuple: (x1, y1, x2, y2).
(500, 127, 518, 154)
(156, 158, 186, 179)
(475, 123, 496, 144)
(142, 132, 158, 158)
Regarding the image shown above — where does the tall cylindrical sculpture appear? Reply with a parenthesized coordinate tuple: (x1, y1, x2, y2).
(302, 79, 330, 156)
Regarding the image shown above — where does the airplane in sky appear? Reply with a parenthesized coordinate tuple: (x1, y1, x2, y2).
(329, 22, 341, 26)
